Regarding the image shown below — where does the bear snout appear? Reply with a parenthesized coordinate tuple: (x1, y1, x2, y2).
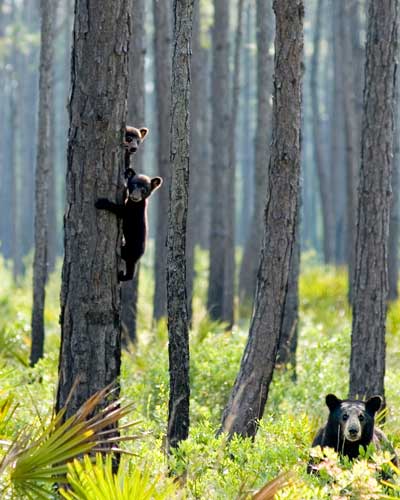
(344, 421, 362, 441)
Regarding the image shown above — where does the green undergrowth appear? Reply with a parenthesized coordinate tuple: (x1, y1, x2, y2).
(0, 250, 399, 498)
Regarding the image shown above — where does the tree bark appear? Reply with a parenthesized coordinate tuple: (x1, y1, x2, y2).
(207, 0, 230, 321)
(121, 0, 146, 344)
(56, 0, 130, 419)
(238, 0, 274, 305)
(153, 0, 172, 321)
(167, 0, 193, 451)
(310, 0, 335, 264)
(349, 0, 398, 400)
(220, 0, 304, 438)
(30, 0, 55, 366)
(223, 0, 245, 328)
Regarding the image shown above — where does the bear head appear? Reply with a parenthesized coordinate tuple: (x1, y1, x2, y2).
(124, 168, 162, 203)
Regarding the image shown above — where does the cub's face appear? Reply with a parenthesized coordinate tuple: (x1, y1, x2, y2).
(326, 394, 382, 442)
(124, 168, 162, 203)
(124, 126, 148, 154)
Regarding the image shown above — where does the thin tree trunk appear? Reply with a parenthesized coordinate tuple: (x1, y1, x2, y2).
(223, 0, 245, 328)
(30, 0, 55, 366)
(349, 0, 398, 400)
(207, 0, 230, 321)
(121, 0, 146, 344)
(389, 78, 399, 301)
(153, 0, 172, 321)
(238, 0, 274, 305)
(56, 0, 130, 420)
(220, 0, 304, 439)
(310, 0, 335, 264)
(167, 0, 193, 451)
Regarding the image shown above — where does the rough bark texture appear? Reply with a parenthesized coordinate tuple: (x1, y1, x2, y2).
(310, 0, 335, 264)
(56, 0, 130, 418)
(223, 0, 245, 328)
(30, 0, 55, 366)
(220, 0, 303, 438)
(207, 0, 230, 321)
(238, 0, 274, 305)
(121, 0, 146, 343)
(388, 77, 399, 301)
(153, 0, 172, 321)
(349, 0, 398, 400)
(167, 0, 193, 451)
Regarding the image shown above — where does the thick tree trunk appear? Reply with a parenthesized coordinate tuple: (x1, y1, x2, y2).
(30, 0, 55, 366)
(220, 0, 303, 439)
(56, 0, 130, 419)
(222, 0, 245, 328)
(153, 0, 172, 321)
(238, 0, 274, 305)
(349, 0, 398, 400)
(121, 0, 146, 344)
(207, 0, 230, 321)
(310, 0, 335, 264)
(167, 0, 193, 451)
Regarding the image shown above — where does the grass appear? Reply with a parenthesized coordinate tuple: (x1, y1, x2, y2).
(0, 249, 399, 498)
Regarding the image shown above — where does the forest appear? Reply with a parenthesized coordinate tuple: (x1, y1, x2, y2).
(0, 0, 399, 498)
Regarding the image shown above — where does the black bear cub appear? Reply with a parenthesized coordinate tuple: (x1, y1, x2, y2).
(95, 167, 162, 281)
(124, 126, 148, 167)
(308, 393, 398, 473)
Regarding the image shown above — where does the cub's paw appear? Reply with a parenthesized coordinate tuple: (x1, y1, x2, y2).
(95, 198, 110, 209)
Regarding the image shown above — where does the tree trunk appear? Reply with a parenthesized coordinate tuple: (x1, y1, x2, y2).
(153, 0, 172, 321)
(30, 0, 55, 366)
(388, 78, 399, 302)
(207, 0, 230, 321)
(56, 0, 130, 420)
(220, 0, 304, 439)
(121, 0, 146, 344)
(167, 0, 193, 451)
(238, 0, 274, 306)
(349, 0, 398, 400)
(222, 0, 245, 328)
(310, 0, 335, 264)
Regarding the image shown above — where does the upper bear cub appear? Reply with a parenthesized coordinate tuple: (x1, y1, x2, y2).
(308, 393, 398, 472)
(95, 167, 162, 282)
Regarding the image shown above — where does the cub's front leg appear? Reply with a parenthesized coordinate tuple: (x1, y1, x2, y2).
(95, 198, 125, 218)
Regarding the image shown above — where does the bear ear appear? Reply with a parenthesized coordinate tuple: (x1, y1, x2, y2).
(151, 176, 163, 191)
(365, 395, 382, 415)
(124, 168, 136, 179)
(139, 127, 149, 140)
(326, 394, 341, 411)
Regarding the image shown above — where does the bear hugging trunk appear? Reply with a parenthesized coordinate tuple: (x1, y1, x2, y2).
(307, 393, 398, 473)
(95, 167, 162, 282)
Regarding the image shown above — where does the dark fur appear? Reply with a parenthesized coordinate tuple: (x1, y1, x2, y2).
(124, 126, 148, 169)
(96, 167, 162, 282)
(308, 394, 398, 473)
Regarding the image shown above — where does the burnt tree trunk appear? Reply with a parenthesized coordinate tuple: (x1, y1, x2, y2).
(30, 0, 55, 366)
(207, 0, 230, 321)
(167, 0, 193, 451)
(238, 0, 274, 305)
(56, 0, 130, 419)
(223, 0, 245, 328)
(349, 0, 398, 400)
(121, 0, 146, 344)
(153, 0, 172, 321)
(220, 0, 304, 438)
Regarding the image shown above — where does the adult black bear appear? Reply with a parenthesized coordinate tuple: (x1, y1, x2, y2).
(308, 393, 398, 473)
(95, 167, 162, 281)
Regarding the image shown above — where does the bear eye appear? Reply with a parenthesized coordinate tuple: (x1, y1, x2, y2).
(359, 414, 364, 422)
(126, 136, 133, 143)
(342, 414, 349, 421)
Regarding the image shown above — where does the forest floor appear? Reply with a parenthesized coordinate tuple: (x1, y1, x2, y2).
(0, 250, 399, 499)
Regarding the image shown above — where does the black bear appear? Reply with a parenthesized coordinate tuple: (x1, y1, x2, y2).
(308, 393, 398, 472)
(95, 167, 162, 281)
(124, 126, 148, 168)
